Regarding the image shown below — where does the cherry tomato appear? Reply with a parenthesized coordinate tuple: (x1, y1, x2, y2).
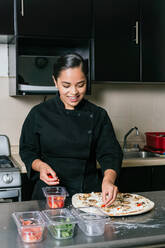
(47, 196, 65, 208)
(48, 174, 53, 178)
(22, 220, 33, 225)
(21, 227, 43, 243)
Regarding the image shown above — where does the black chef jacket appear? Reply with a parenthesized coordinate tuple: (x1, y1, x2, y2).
(19, 93, 123, 200)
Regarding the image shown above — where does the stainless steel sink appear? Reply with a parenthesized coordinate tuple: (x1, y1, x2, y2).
(123, 151, 156, 159)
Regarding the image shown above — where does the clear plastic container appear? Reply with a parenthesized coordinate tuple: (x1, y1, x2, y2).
(12, 211, 45, 243)
(42, 208, 77, 239)
(42, 186, 68, 208)
(72, 207, 108, 236)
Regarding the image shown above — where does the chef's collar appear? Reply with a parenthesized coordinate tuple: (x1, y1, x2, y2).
(55, 91, 86, 110)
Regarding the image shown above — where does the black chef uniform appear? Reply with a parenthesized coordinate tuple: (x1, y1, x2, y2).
(19, 93, 123, 200)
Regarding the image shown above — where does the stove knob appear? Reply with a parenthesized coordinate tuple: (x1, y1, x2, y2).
(3, 174, 13, 184)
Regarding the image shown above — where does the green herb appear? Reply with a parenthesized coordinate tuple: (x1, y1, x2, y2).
(48, 218, 75, 239)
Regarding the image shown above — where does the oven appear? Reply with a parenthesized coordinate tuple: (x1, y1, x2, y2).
(0, 135, 21, 202)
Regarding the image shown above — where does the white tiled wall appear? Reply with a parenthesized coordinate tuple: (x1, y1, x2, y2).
(87, 84, 165, 147)
(0, 44, 8, 76)
(0, 45, 165, 148)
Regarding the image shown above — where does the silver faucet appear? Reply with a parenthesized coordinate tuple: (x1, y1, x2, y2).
(123, 126, 139, 150)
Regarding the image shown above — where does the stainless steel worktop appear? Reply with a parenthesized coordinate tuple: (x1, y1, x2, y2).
(1, 191, 165, 248)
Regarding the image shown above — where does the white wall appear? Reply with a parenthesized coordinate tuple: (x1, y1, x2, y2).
(0, 45, 165, 148)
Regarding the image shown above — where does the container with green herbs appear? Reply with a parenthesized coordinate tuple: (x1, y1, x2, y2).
(42, 209, 77, 239)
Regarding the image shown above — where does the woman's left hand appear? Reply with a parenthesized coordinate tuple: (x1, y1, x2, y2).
(102, 169, 118, 207)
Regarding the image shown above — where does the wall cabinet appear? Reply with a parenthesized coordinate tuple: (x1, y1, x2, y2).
(141, 0, 165, 82)
(8, 0, 92, 96)
(5, 0, 165, 96)
(0, 0, 14, 35)
(0, 0, 14, 43)
(93, 0, 140, 82)
(93, 0, 165, 83)
(15, 0, 92, 38)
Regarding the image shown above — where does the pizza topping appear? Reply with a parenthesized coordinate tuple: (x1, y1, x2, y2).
(86, 193, 91, 197)
(107, 204, 115, 209)
(134, 196, 141, 201)
(88, 199, 97, 203)
(123, 193, 132, 198)
(72, 192, 154, 217)
(123, 201, 130, 205)
(123, 206, 130, 210)
(136, 201, 145, 207)
(79, 196, 88, 201)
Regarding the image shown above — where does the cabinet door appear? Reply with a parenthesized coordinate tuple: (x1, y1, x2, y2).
(141, 0, 165, 82)
(0, 0, 14, 34)
(151, 166, 165, 190)
(118, 167, 152, 193)
(94, 0, 140, 82)
(16, 0, 92, 38)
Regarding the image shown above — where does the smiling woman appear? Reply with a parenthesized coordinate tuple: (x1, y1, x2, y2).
(52, 66, 87, 110)
(52, 54, 87, 110)
(19, 53, 123, 204)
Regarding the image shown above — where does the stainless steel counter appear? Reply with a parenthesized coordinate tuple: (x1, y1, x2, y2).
(1, 191, 165, 248)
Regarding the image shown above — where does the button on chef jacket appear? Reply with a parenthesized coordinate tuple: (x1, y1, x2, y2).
(19, 93, 123, 200)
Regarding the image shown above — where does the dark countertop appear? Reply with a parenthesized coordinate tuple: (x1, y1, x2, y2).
(1, 191, 165, 248)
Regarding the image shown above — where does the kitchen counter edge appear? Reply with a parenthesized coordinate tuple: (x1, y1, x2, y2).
(11, 154, 165, 174)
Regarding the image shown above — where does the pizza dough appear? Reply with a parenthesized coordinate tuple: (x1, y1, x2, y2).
(72, 192, 155, 217)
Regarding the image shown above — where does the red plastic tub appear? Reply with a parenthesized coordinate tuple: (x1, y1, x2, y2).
(145, 132, 165, 150)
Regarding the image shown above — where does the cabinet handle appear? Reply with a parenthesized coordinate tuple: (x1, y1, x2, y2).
(21, 0, 24, 16)
(133, 21, 139, 45)
(135, 21, 139, 45)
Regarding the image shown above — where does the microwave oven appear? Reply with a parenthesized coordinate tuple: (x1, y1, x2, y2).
(18, 55, 58, 94)
(9, 37, 91, 96)
(17, 54, 90, 95)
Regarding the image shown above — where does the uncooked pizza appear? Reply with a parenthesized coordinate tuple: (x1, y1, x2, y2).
(72, 192, 155, 216)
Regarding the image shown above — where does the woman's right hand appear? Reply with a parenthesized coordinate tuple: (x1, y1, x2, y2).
(32, 159, 60, 185)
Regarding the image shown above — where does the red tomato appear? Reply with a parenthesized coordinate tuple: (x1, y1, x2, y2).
(22, 220, 33, 225)
(47, 196, 65, 208)
(48, 174, 53, 178)
(21, 227, 43, 243)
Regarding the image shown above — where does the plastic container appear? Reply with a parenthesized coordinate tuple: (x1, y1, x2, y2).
(71, 207, 108, 236)
(42, 208, 77, 239)
(12, 211, 45, 243)
(42, 186, 68, 208)
(145, 132, 165, 150)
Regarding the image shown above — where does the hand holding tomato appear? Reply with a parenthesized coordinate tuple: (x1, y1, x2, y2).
(32, 159, 60, 185)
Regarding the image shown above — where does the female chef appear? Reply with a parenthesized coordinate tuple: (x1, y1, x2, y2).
(19, 53, 123, 206)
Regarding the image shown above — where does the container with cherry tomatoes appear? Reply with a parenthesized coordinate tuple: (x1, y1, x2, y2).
(12, 211, 46, 243)
(42, 186, 68, 209)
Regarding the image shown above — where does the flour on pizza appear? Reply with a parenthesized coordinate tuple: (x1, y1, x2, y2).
(72, 192, 155, 216)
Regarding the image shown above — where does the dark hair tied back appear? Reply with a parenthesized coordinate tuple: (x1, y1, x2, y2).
(53, 53, 88, 81)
